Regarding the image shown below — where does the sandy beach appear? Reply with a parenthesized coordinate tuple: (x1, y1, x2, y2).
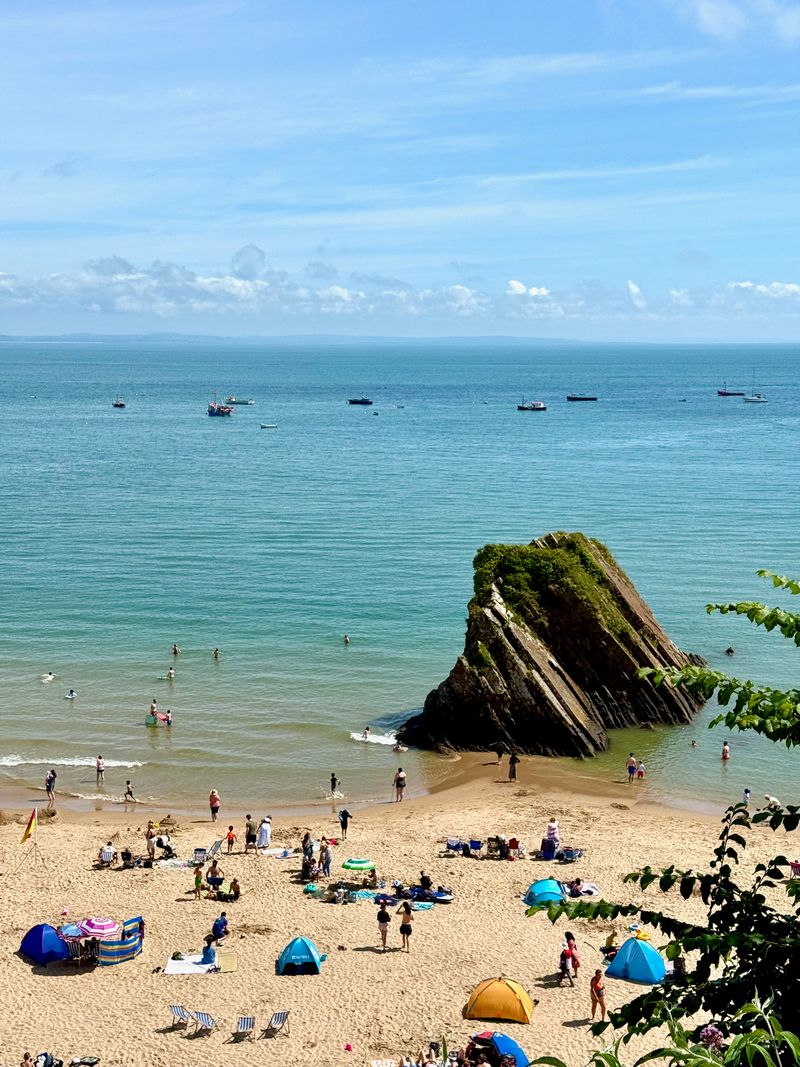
(0, 757, 786, 1067)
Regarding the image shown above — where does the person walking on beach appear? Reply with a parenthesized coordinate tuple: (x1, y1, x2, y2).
(208, 788, 221, 822)
(45, 768, 57, 806)
(565, 931, 580, 979)
(396, 901, 414, 952)
(330, 772, 339, 796)
(626, 753, 637, 783)
(590, 969, 607, 1020)
(508, 752, 520, 782)
(339, 807, 353, 839)
(124, 779, 136, 802)
(257, 816, 272, 852)
(225, 825, 237, 854)
(95, 754, 105, 785)
(244, 814, 257, 854)
(377, 902, 391, 951)
(394, 767, 407, 802)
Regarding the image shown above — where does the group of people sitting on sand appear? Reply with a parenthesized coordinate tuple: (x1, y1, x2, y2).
(395, 1038, 519, 1066)
(193, 858, 241, 902)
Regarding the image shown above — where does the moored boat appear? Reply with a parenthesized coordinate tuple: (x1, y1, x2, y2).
(224, 396, 255, 405)
(208, 401, 234, 416)
(717, 380, 745, 396)
(743, 393, 768, 403)
(566, 394, 598, 402)
(348, 397, 373, 405)
(517, 397, 546, 411)
(112, 396, 126, 408)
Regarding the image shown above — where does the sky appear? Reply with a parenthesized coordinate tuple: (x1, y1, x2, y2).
(1, 0, 800, 339)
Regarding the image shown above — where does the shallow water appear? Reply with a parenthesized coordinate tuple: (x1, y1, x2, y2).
(0, 339, 797, 812)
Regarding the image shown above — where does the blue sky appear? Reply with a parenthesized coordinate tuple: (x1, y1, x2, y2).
(2, 0, 800, 338)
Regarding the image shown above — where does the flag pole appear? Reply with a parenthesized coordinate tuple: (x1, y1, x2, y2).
(13, 807, 47, 873)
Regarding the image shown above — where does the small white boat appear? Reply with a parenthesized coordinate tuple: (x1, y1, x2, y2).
(260, 423, 277, 429)
(744, 394, 768, 403)
(225, 396, 255, 405)
(517, 397, 546, 411)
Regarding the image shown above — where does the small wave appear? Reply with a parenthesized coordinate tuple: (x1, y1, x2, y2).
(349, 731, 397, 746)
(0, 754, 145, 769)
(67, 792, 133, 803)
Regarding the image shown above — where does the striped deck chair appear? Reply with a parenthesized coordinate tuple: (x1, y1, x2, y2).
(206, 839, 223, 860)
(228, 1015, 255, 1042)
(168, 1004, 192, 1029)
(67, 939, 87, 966)
(261, 1009, 290, 1037)
(192, 1010, 217, 1035)
(98, 847, 115, 867)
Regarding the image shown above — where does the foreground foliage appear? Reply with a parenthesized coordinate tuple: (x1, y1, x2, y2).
(528, 571, 800, 1037)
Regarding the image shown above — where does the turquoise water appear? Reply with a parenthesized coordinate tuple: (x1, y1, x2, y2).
(0, 339, 797, 813)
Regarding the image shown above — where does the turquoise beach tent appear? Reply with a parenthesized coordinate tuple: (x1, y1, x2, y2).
(19, 924, 70, 966)
(523, 879, 564, 907)
(605, 937, 666, 984)
(276, 935, 326, 975)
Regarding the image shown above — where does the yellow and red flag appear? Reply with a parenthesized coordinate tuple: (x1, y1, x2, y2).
(20, 807, 37, 845)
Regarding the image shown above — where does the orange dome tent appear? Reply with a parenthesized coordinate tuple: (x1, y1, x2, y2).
(463, 977, 535, 1024)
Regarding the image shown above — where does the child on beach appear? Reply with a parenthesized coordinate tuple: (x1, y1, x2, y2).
(225, 825, 237, 854)
(124, 780, 136, 802)
(45, 768, 57, 805)
(339, 808, 353, 839)
(742, 788, 751, 807)
(193, 864, 204, 900)
(636, 761, 646, 780)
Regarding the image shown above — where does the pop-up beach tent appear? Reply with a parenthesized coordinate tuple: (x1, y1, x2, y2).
(463, 977, 535, 1024)
(523, 879, 564, 906)
(470, 1031, 530, 1067)
(19, 924, 70, 966)
(276, 935, 326, 975)
(605, 937, 666, 984)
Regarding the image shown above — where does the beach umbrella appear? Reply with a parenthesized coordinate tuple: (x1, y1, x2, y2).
(79, 917, 121, 939)
(341, 858, 375, 871)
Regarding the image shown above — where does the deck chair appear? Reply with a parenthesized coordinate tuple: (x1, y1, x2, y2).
(443, 836, 462, 854)
(485, 836, 501, 859)
(168, 1004, 192, 1029)
(261, 1010, 290, 1038)
(469, 838, 484, 857)
(192, 1010, 218, 1035)
(206, 839, 223, 860)
(67, 940, 86, 966)
(98, 847, 115, 867)
(228, 1015, 255, 1042)
(193, 847, 207, 865)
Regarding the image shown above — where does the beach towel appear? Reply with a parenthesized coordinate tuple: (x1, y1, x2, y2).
(163, 953, 212, 975)
(218, 951, 237, 972)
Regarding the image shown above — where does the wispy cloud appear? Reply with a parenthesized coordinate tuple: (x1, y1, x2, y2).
(478, 155, 723, 187)
(594, 79, 800, 104)
(670, 0, 800, 45)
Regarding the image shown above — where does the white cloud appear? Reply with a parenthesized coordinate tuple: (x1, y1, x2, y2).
(507, 279, 551, 298)
(672, 0, 800, 45)
(669, 288, 692, 305)
(627, 280, 648, 310)
(729, 279, 800, 298)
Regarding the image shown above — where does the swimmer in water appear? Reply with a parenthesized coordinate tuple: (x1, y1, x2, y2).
(41, 671, 55, 684)
(212, 647, 221, 659)
(691, 739, 697, 748)
(166, 667, 175, 680)
(65, 688, 76, 699)
(362, 726, 371, 741)
(722, 741, 731, 761)
(344, 633, 350, 645)
(172, 643, 181, 656)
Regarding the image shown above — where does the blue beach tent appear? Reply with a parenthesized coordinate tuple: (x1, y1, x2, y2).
(471, 1031, 530, 1067)
(523, 878, 564, 906)
(605, 937, 666, 984)
(19, 924, 70, 966)
(276, 935, 326, 975)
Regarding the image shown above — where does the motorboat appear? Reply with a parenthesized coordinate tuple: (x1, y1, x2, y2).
(717, 380, 745, 396)
(566, 394, 598, 402)
(348, 397, 373, 405)
(224, 396, 255, 405)
(208, 401, 234, 416)
(744, 394, 768, 403)
(260, 423, 278, 429)
(517, 398, 546, 411)
(112, 397, 126, 408)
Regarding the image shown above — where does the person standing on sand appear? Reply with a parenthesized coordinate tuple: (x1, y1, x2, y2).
(145, 820, 156, 859)
(244, 814, 257, 854)
(193, 864, 204, 900)
(394, 767, 407, 802)
(377, 902, 391, 951)
(396, 901, 413, 952)
(590, 969, 607, 1020)
(339, 807, 353, 839)
(45, 768, 57, 805)
(208, 789, 221, 822)
(626, 753, 637, 783)
(96, 754, 105, 785)
(257, 816, 272, 852)
(508, 752, 520, 781)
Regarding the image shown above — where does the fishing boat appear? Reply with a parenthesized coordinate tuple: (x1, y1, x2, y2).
(112, 396, 126, 409)
(517, 398, 546, 411)
(717, 380, 745, 396)
(744, 393, 768, 403)
(260, 423, 277, 429)
(347, 397, 373, 405)
(208, 394, 234, 416)
(224, 396, 255, 405)
(566, 394, 598, 402)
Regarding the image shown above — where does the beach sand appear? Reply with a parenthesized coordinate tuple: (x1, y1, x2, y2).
(0, 757, 784, 1067)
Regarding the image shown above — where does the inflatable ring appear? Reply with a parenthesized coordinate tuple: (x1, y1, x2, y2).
(341, 858, 375, 871)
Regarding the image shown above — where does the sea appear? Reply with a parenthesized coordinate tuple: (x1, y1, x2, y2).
(0, 338, 797, 816)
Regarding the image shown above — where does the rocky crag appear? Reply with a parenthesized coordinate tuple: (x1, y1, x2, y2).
(399, 532, 703, 757)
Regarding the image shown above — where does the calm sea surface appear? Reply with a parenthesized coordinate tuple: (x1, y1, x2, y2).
(0, 339, 797, 814)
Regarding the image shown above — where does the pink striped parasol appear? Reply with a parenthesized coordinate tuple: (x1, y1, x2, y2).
(78, 917, 121, 939)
